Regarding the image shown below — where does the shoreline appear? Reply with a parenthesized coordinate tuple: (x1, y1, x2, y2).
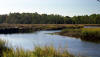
(57, 28, 100, 43)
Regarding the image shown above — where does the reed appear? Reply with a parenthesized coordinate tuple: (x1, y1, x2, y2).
(81, 28, 100, 42)
(0, 40, 11, 56)
(0, 39, 78, 57)
(59, 28, 100, 42)
(2, 46, 75, 57)
(59, 29, 81, 38)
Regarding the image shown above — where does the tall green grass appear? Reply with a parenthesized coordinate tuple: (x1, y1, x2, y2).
(0, 39, 78, 57)
(2, 46, 75, 57)
(59, 29, 81, 38)
(59, 28, 100, 42)
(0, 40, 11, 57)
(65, 25, 84, 29)
(81, 28, 100, 42)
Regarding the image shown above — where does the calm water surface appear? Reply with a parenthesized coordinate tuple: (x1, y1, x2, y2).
(84, 26, 100, 28)
(0, 30, 100, 57)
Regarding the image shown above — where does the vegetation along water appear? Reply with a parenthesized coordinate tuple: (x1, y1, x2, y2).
(0, 30, 100, 57)
(0, 0, 100, 57)
(58, 27, 100, 42)
(0, 39, 75, 57)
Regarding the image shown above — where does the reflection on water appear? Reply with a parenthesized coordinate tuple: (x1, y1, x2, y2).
(0, 30, 100, 57)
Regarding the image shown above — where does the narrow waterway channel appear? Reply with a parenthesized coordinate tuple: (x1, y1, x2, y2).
(0, 30, 100, 57)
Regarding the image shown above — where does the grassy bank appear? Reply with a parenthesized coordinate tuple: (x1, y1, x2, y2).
(0, 39, 80, 57)
(1, 24, 100, 31)
(59, 28, 100, 42)
(81, 28, 100, 42)
(0, 24, 84, 34)
(59, 29, 81, 38)
(0, 24, 84, 30)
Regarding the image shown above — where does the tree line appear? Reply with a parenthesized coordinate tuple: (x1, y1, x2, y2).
(0, 12, 100, 24)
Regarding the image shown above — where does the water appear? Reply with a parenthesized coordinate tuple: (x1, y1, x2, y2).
(0, 30, 100, 57)
(84, 25, 100, 28)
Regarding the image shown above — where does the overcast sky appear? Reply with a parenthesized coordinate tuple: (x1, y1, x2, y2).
(0, 0, 100, 16)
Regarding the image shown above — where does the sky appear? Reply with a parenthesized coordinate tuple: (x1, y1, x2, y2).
(0, 0, 100, 16)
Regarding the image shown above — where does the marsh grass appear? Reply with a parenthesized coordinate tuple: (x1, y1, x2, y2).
(65, 25, 84, 29)
(59, 29, 81, 38)
(81, 28, 100, 42)
(2, 45, 75, 57)
(0, 40, 11, 57)
(58, 28, 100, 43)
(0, 39, 79, 57)
(59, 28, 100, 42)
